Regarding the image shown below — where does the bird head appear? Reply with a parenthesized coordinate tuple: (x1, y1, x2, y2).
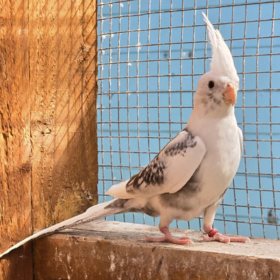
(194, 13, 239, 116)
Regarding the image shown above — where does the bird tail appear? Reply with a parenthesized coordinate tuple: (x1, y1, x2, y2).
(0, 199, 127, 258)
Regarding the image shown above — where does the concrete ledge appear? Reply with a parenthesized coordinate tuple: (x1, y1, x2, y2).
(33, 221, 280, 280)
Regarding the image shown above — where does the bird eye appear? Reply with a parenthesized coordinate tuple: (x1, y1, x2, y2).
(208, 81, 214, 89)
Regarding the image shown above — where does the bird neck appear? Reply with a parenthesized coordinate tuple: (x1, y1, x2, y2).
(192, 97, 235, 120)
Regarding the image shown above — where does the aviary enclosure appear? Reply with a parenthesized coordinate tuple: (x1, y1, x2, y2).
(0, 0, 279, 278)
(97, 0, 280, 239)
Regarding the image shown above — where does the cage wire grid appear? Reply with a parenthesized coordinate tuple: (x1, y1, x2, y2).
(97, 0, 280, 239)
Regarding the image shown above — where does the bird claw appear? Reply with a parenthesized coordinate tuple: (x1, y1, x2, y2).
(145, 235, 193, 245)
(201, 232, 230, 243)
(145, 227, 193, 245)
(201, 232, 250, 243)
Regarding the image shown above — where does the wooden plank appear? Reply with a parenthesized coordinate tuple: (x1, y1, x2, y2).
(0, 0, 98, 277)
(29, 0, 98, 231)
(0, 0, 33, 278)
(34, 221, 280, 280)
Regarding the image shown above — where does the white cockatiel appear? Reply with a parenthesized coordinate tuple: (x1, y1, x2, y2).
(0, 13, 249, 259)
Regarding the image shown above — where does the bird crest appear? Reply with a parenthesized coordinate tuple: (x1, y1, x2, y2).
(202, 13, 239, 86)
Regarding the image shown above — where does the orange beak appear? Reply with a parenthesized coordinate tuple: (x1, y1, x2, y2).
(223, 83, 237, 106)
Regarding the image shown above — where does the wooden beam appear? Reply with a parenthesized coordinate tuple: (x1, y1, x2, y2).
(29, 0, 98, 232)
(34, 221, 280, 280)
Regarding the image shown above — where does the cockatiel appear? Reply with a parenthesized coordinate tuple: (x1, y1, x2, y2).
(0, 13, 249, 259)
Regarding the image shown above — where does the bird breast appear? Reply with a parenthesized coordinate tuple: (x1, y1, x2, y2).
(187, 115, 241, 205)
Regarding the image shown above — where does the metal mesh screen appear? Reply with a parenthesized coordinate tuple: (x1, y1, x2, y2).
(97, 0, 280, 239)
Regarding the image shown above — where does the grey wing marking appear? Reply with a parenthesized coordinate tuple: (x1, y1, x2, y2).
(126, 155, 166, 191)
(126, 128, 197, 194)
(164, 128, 197, 156)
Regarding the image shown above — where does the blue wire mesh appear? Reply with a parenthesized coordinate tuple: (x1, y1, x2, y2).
(97, 0, 280, 239)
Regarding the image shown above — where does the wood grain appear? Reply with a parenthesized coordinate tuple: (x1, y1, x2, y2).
(34, 221, 280, 280)
(0, 0, 98, 278)
(29, 0, 98, 232)
(0, 0, 32, 278)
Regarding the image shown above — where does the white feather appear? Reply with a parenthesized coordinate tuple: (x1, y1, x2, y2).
(0, 200, 124, 258)
(107, 180, 131, 199)
(202, 13, 239, 86)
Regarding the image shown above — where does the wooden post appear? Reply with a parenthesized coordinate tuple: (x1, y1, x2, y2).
(29, 0, 98, 231)
(0, 0, 98, 278)
(0, 0, 33, 278)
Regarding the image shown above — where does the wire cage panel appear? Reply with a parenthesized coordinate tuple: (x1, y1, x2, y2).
(97, 0, 280, 239)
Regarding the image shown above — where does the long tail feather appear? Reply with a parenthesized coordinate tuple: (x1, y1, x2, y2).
(0, 199, 126, 258)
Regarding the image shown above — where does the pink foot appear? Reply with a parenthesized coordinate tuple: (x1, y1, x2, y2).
(145, 227, 193, 245)
(202, 228, 250, 243)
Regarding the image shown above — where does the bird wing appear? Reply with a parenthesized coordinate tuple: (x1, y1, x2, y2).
(107, 128, 206, 199)
(238, 127, 243, 157)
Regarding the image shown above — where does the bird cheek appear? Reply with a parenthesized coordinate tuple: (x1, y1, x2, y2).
(222, 83, 237, 106)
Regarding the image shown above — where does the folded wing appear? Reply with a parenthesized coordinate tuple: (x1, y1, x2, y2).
(107, 128, 206, 199)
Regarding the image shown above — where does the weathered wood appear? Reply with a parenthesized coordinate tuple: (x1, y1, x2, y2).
(0, 0, 98, 278)
(29, 0, 98, 232)
(0, 245, 32, 280)
(0, 0, 33, 278)
(34, 221, 280, 280)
